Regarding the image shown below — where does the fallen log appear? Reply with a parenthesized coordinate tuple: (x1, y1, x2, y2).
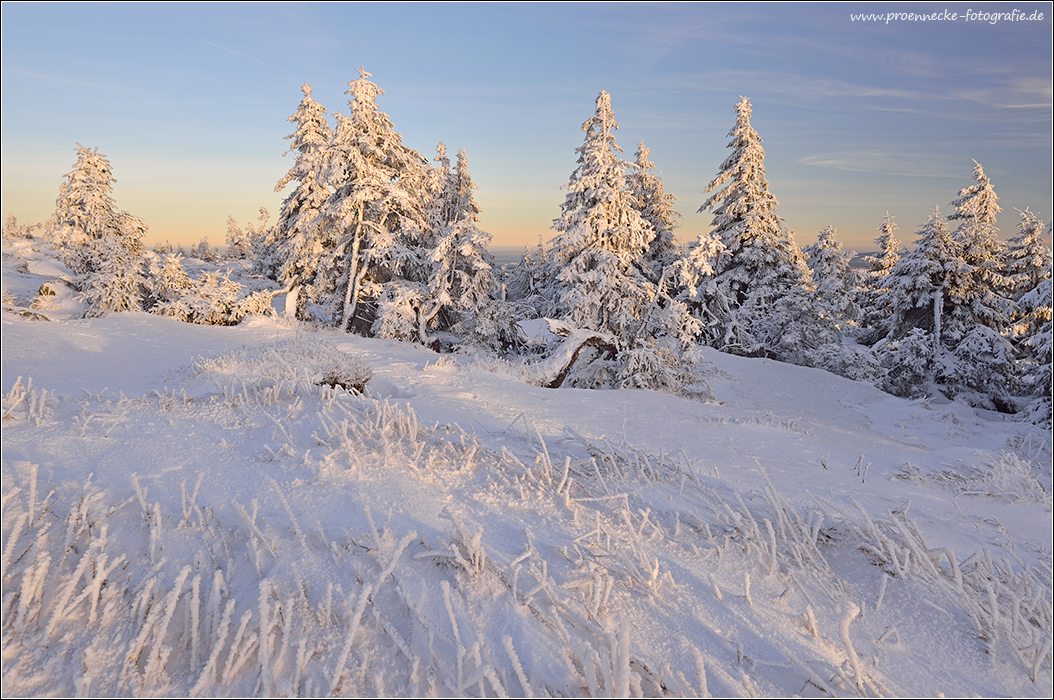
(529, 321, 619, 389)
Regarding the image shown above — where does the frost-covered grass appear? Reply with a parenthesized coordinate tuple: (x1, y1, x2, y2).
(2, 246, 1052, 697)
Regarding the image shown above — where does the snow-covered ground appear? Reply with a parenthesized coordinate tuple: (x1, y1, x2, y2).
(3, 239, 1052, 697)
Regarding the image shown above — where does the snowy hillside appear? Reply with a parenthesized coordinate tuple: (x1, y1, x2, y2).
(2, 242, 1052, 697)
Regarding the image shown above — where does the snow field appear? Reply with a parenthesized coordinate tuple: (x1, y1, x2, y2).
(2, 319, 1051, 697)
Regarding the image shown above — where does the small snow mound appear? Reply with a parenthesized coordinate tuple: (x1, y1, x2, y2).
(366, 376, 414, 399)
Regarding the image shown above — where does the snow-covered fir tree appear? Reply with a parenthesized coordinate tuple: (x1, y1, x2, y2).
(804, 225, 860, 328)
(225, 215, 252, 260)
(317, 68, 429, 334)
(193, 238, 216, 262)
(878, 206, 1016, 408)
(48, 145, 145, 315)
(409, 144, 517, 350)
(881, 208, 962, 348)
(49, 145, 120, 276)
(944, 160, 1010, 342)
(547, 90, 658, 344)
(860, 213, 904, 335)
(543, 91, 701, 393)
(1015, 263, 1052, 426)
(628, 142, 679, 282)
(271, 83, 334, 319)
(1005, 208, 1051, 302)
(80, 212, 146, 317)
(697, 97, 810, 353)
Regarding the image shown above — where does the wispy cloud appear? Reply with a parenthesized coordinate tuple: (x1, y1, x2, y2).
(1, 67, 137, 94)
(798, 151, 964, 178)
(199, 39, 299, 78)
(950, 77, 1053, 109)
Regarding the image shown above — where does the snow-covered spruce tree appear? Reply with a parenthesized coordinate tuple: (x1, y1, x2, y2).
(698, 97, 811, 354)
(944, 160, 1010, 342)
(225, 215, 252, 260)
(49, 145, 120, 275)
(628, 142, 680, 282)
(49, 145, 145, 315)
(804, 225, 860, 327)
(412, 145, 518, 351)
(81, 213, 147, 317)
(876, 209, 957, 396)
(860, 213, 905, 338)
(271, 83, 334, 319)
(1015, 263, 1052, 426)
(1005, 208, 1052, 303)
(502, 238, 557, 320)
(545, 91, 701, 393)
(3, 214, 22, 240)
(878, 207, 1015, 408)
(939, 162, 1019, 409)
(192, 238, 216, 262)
(548, 91, 656, 343)
(317, 68, 429, 334)
(881, 208, 961, 349)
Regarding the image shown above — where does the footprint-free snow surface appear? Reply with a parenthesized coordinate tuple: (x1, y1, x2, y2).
(3, 254, 1051, 697)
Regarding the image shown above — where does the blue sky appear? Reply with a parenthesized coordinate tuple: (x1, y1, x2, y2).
(2, 2, 1051, 252)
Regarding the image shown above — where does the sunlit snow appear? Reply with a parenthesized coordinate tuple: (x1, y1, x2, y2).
(2, 235, 1051, 697)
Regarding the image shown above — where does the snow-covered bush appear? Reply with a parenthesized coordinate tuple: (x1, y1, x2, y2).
(185, 338, 371, 394)
(877, 328, 936, 398)
(316, 357, 372, 394)
(372, 281, 424, 343)
(617, 342, 712, 399)
(147, 254, 275, 326)
(943, 325, 1017, 411)
(902, 451, 1051, 506)
(813, 342, 882, 383)
(456, 294, 524, 354)
(80, 229, 146, 317)
(3, 215, 41, 240)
